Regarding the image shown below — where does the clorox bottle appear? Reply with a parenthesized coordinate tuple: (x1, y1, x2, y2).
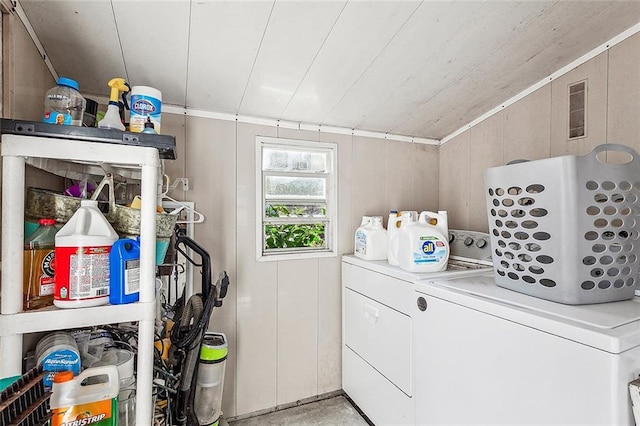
(354, 216, 387, 260)
(388, 211, 417, 266)
(54, 200, 119, 308)
(397, 210, 449, 272)
(50, 365, 119, 426)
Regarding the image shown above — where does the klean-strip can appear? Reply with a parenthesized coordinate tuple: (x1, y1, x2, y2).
(50, 366, 119, 426)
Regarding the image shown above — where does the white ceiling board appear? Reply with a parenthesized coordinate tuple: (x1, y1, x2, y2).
(186, 0, 274, 113)
(280, 0, 421, 124)
(319, 1, 490, 132)
(14, 0, 640, 141)
(19, 0, 126, 96)
(238, 0, 347, 118)
(393, 1, 640, 138)
(322, 1, 556, 136)
(112, 1, 190, 105)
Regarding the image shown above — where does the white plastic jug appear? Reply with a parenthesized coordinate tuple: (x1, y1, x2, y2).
(54, 200, 119, 308)
(354, 216, 387, 260)
(354, 216, 371, 257)
(397, 210, 449, 272)
(388, 211, 417, 266)
(387, 211, 400, 265)
(50, 365, 119, 426)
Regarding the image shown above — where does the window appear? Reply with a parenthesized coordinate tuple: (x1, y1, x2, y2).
(256, 136, 337, 260)
(568, 80, 587, 139)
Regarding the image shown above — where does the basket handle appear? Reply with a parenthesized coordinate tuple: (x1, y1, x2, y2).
(588, 144, 639, 165)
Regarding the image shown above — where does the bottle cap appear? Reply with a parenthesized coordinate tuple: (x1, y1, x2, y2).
(53, 371, 74, 383)
(38, 218, 56, 226)
(144, 117, 155, 129)
(57, 77, 79, 91)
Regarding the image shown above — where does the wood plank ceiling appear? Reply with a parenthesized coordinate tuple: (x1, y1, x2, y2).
(18, 0, 640, 140)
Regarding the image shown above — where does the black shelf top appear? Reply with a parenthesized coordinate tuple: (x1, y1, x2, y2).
(1, 118, 176, 160)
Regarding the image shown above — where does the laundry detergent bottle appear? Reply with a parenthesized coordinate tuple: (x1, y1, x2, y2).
(387, 211, 401, 265)
(354, 216, 387, 260)
(388, 211, 417, 266)
(354, 216, 371, 257)
(397, 210, 449, 272)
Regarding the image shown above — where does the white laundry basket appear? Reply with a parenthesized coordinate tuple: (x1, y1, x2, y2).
(484, 144, 640, 305)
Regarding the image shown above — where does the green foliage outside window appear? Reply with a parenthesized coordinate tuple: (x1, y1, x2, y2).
(264, 204, 325, 249)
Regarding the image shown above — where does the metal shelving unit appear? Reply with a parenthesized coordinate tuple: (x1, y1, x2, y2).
(0, 134, 160, 425)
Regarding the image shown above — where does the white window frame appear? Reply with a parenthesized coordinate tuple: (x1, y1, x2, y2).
(256, 136, 338, 262)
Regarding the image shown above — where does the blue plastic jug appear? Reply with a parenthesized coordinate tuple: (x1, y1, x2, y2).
(109, 237, 141, 304)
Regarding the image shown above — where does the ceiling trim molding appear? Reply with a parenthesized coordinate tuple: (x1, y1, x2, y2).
(13, 0, 58, 80)
(164, 105, 439, 145)
(439, 21, 640, 146)
(0, 0, 15, 14)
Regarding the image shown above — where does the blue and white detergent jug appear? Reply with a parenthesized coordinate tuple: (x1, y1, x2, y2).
(397, 211, 449, 272)
(354, 216, 387, 260)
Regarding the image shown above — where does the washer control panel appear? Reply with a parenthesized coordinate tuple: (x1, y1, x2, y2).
(448, 229, 493, 263)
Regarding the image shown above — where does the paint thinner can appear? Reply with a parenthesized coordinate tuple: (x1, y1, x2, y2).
(129, 86, 162, 133)
(50, 365, 119, 426)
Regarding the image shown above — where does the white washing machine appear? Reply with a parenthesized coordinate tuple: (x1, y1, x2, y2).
(342, 230, 493, 425)
(413, 273, 640, 425)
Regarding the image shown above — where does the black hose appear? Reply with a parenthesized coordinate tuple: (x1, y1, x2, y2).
(173, 294, 204, 424)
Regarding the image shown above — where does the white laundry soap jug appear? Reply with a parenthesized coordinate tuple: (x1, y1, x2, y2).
(387, 211, 401, 265)
(354, 216, 371, 257)
(397, 210, 449, 272)
(354, 216, 387, 260)
(388, 211, 417, 266)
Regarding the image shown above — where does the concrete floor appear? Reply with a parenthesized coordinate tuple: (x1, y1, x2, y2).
(228, 396, 369, 426)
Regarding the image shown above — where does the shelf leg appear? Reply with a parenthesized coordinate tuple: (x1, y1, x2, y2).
(0, 154, 25, 377)
(136, 317, 154, 424)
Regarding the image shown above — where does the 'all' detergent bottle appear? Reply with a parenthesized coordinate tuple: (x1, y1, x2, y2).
(397, 211, 449, 272)
(50, 365, 119, 426)
(354, 216, 387, 260)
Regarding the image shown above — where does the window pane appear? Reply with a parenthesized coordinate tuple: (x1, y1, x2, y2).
(265, 203, 326, 218)
(263, 148, 328, 172)
(265, 176, 326, 198)
(264, 223, 326, 250)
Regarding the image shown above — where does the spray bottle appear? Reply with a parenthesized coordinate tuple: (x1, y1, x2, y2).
(98, 78, 130, 131)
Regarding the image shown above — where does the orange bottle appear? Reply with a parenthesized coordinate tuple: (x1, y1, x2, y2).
(23, 218, 58, 310)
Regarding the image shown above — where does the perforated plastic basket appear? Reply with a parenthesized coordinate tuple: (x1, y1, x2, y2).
(483, 144, 640, 305)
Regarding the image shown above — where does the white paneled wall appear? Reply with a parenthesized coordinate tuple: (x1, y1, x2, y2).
(17, 8, 640, 422)
(440, 32, 640, 234)
(4, 12, 54, 121)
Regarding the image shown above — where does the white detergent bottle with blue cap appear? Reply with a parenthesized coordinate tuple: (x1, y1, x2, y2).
(397, 210, 449, 272)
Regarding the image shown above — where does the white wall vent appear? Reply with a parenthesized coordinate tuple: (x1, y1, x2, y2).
(568, 80, 587, 139)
